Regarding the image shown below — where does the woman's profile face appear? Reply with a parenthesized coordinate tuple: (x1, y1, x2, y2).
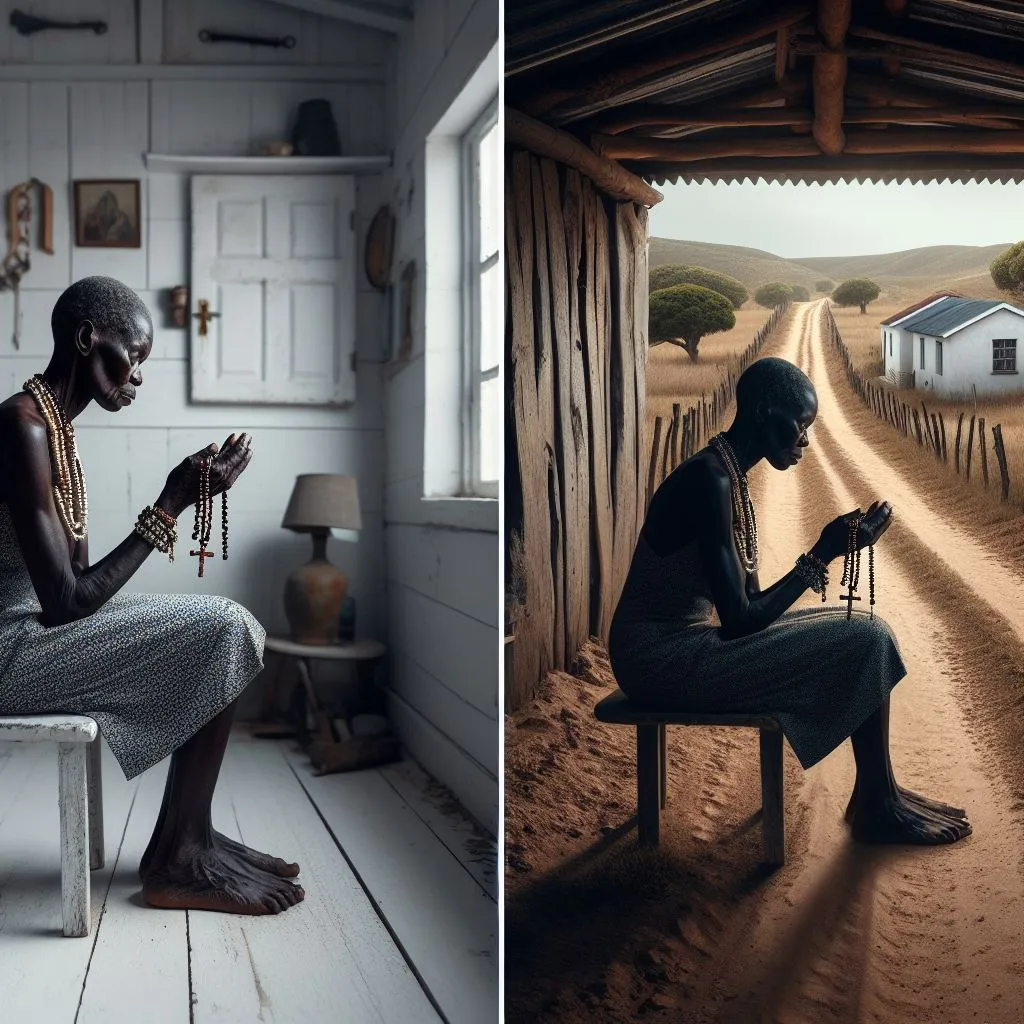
(761, 387, 817, 471)
(85, 312, 153, 413)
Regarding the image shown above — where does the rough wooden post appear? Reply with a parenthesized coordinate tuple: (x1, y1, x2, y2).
(921, 401, 933, 451)
(955, 411, 964, 474)
(87, 733, 104, 871)
(993, 424, 1010, 500)
(932, 413, 943, 461)
(912, 409, 923, 446)
(759, 727, 785, 866)
(671, 403, 682, 466)
(966, 414, 976, 481)
(979, 416, 988, 486)
(637, 725, 661, 846)
(58, 742, 90, 937)
(648, 417, 664, 501)
(659, 724, 667, 810)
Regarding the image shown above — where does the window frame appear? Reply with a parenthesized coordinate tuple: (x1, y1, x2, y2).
(935, 339, 943, 375)
(460, 96, 500, 500)
(919, 336, 925, 370)
(993, 337, 1018, 374)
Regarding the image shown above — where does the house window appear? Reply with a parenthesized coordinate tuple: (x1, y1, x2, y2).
(935, 340, 943, 375)
(919, 337, 925, 370)
(993, 338, 1017, 374)
(888, 333, 892, 357)
(462, 99, 500, 498)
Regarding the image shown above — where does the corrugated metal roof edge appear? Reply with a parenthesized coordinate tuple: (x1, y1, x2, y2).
(638, 166, 1024, 186)
(901, 301, 1024, 338)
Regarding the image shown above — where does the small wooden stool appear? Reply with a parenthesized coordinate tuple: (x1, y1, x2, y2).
(0, 715, 104, 936)
(594, 689, 785, 865)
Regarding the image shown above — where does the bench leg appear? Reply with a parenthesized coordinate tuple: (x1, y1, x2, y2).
(759, 728, 785, 866)
(87, 733, 104, 871)
(658, 724, 667, 810)
(58, 742, 91, 937)
(637, 725, 660, 847)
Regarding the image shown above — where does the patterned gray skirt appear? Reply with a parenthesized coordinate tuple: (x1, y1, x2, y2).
(0, 505, 265, 780)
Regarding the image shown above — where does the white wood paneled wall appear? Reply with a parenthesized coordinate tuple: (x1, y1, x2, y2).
(385, 0, 499, 835)
(0, 0, 394, 716)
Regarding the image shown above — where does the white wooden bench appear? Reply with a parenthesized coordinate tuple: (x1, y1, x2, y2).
(594, 689, 786, 865)
(0, 715, 105, 936)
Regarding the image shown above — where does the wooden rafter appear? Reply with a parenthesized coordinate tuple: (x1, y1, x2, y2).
(515, 4, 812, 120)
(594, 128, 1024, 162)
(507, 108, 663, 206)
(811, 0, 850, 155)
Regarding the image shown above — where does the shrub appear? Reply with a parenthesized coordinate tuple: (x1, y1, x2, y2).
(649, 284, 736, 362)
(754, 282, 795, 309)
(648, 264, 748, 309)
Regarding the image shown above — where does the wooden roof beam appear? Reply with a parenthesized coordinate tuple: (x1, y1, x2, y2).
(812, 0, 851, 155)
(594, 129, 1024, 162)
(507, 108, 663, 206)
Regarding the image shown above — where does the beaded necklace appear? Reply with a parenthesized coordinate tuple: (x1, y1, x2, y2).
(23, 374, 88, 541)
(709, 432, 758, 573)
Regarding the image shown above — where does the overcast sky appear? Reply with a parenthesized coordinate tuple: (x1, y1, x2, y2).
(648, 181, 1020, 258)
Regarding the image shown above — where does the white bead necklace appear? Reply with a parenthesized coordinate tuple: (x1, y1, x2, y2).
(709, 432, 758, 573)
(23, 374, 88, 542)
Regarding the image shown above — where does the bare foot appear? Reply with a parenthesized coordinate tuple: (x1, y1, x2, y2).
(851, 795, 972, 845)
(845, 786, 967, 825)
(140, 830, 299, 879)
(142, 846, 305, 914)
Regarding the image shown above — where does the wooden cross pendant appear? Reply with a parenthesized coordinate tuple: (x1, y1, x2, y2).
(191, 546, 213, 577)
(843, 588, 861, 619)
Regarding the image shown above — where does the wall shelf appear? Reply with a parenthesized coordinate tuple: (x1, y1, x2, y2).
(144, 153, 391, 174)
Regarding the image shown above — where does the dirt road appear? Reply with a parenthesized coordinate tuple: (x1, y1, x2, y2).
(702, 300, 1024, 1022)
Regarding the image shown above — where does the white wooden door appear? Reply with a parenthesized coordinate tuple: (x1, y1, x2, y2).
(190, 175, 356, 405)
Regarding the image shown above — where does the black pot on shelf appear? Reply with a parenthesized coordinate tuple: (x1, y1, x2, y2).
(291, 99, 342, 156)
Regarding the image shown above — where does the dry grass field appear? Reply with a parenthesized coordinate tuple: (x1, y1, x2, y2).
(832, 298, 1024, 509)
(645, 306, 776, 428)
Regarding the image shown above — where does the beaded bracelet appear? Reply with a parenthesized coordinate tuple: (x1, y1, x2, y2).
(135, 505, 178, 561)
(794, 552, 829, 600)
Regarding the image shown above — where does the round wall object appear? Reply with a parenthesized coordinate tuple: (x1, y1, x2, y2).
(364, 204, 395, 292)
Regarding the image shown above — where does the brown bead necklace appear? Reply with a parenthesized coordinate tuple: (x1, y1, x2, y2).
(709, 432, 758, 573)
(840, 513, 875, 619)
(191, 455, 229, 577)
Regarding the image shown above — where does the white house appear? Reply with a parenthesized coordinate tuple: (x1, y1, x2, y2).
(883, 296, 1024, 399)
(880, 291, 962, 387)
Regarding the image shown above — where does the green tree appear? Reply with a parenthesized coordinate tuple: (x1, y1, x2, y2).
(791, 284, 810, 302)
(754, 282, 794, 309)
(648, 264, 748, 308)
(649, 284, 736, 362)
(990, 241, 1024, 298)
(815, 279, 833, 293)
(832, 278, 881, 314)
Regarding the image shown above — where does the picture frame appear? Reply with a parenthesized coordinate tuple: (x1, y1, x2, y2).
(73, 179, 141, 248)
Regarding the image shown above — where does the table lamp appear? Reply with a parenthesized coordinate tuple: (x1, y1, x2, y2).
(282, 474, 361, 645)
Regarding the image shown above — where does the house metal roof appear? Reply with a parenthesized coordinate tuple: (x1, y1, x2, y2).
(898, 298, 1021, 337)
(880, 291, 966, 326)
(507, 0, 1024, 187)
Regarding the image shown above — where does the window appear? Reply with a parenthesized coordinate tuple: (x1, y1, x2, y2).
(993, 338, 1017, 374)
(462, 100, 500, 498)
(888, 332, 892, 357)
(935, 339, 943, 375)
(919, 337, 925, 370)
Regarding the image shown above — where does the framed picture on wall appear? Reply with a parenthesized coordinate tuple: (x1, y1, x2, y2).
(73, 179, 141, 248)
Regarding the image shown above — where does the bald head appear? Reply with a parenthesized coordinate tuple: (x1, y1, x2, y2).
(735, 357, 815, 423)
(51, 276, 152, 351)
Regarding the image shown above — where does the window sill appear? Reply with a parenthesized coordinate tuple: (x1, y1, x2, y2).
(992, 370, 1019, 375)
(407, 497, 498, 532)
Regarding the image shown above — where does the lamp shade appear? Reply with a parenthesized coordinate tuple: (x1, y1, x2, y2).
(282, 474, 362, 532)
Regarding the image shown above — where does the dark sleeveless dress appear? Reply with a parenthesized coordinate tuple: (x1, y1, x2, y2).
(608, 459, 907, 770)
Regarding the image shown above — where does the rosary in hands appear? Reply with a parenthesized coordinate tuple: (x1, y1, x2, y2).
(190, 453, 228, 578)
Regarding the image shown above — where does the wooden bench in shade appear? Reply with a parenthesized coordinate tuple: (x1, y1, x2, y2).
(0, 715, 104, 936)
(594, 689, 786, 866)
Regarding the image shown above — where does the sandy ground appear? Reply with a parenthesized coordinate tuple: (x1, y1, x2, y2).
(505, 300, 1024, 1023)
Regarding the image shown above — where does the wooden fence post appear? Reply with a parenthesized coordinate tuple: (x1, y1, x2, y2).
(954, 412, 964, 474)
(965, 414, 975, 481)
(937, 412, 947, 462)
(920, 402, 933, 452)
(993, 424, 1010, 500)
(979, 416, 988, 486)
(671, 403, 681, 466)
(912, 409, 923, 446)
(932, 413, 943, 461)
(648, 417, 664, 502)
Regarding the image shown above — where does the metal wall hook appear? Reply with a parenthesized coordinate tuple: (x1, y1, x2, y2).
(9, 10, 107, 35)
(198, 29, 296, 48)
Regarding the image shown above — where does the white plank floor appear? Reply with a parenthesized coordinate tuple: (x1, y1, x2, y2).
(0, 729, 498, 1024)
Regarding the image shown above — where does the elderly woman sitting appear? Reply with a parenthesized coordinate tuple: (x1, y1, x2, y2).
(610, 356, 970, 845)
(0, 276, 304, 914)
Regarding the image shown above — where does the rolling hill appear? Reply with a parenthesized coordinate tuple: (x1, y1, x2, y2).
(648, 237, 1012, 303)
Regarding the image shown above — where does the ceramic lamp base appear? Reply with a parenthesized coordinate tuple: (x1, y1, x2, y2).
(283, 531, 348, 645)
